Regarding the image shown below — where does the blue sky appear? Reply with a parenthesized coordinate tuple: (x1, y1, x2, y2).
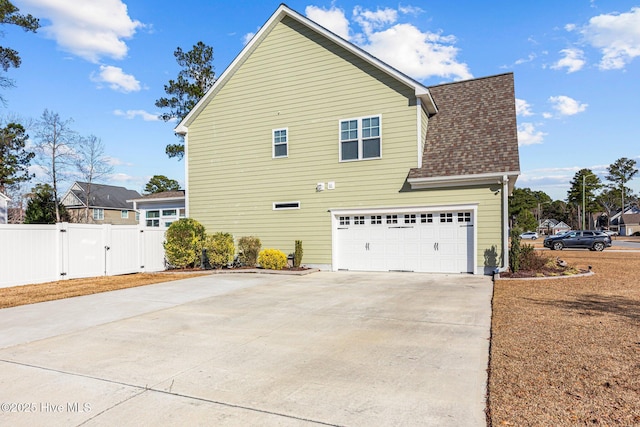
(4, 0, 640, 200)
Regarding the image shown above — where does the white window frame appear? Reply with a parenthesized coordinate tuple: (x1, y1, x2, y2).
(273, 201, 300, 210)
(93, 208, 104, 220)
(121, 210, 128, 219)
(272, 128, 288, 158)
(339, 115, 381, 162)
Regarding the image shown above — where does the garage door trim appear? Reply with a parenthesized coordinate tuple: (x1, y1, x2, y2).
(330, 204, 478, 274)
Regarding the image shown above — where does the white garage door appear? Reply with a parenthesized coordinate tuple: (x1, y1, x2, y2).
(335, 210, 474, 273)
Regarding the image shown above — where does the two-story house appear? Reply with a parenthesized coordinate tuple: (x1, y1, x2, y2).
(176, 5, 520, 274)
(61, 182, 140, 225)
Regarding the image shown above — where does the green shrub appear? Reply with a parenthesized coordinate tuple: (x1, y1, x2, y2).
(294, 240, 303, 268)
(258, 249, 287, 270)
(203, 232, 235, 268)
(509, 228, 521, 273)
(238, 236, 261, 267)
(164, 218, 205, 269)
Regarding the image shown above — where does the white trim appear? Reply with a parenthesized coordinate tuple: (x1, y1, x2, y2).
(272, 127, 288, 158)
(416, 98, 423, 169)
(0, 192, 10, 202)
(330, 204, 478, 274)
(273, 201, 300, 210)
(338, 114, 382, 162)
(127, 196, 185, 203)
(175, 4, 437, 135)
(184, 132, 190, 218)
(408, 171, 520, 190)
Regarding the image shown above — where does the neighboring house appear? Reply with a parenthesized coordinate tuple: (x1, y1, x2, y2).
(61, 182, 140, 225)
(128, 190, 186, 228)
(175, 5, 520, 274)
(609, 205, 640, 234)
(620, 213, 640, 236)
(0, 192, 9, 224)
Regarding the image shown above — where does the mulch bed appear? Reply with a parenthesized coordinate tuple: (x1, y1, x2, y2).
(488, 250, 640, 425)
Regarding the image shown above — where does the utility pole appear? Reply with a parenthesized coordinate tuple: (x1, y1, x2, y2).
(582, 174, 586, 230)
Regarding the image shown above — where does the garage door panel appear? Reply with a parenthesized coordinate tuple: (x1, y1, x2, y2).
(335, 210, 474, 274)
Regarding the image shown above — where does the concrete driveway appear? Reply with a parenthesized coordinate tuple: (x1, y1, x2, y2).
(0, 272, 492, 426)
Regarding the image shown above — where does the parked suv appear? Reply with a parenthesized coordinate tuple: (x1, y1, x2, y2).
(543, 230, 612, 251)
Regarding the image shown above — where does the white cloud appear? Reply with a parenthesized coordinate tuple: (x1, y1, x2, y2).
(353, 6, 397, 35)
(243, 32, 255, 45)
(91, 65, 141, 92)
(305, 5, 351, 39)
(548, 95, 588, 116)
(581, 6, 640, 70)
(517, 123, 546, 146)
(305, 5, 471, 81)
(542, 112, 553, 119)
(515, 53, 536, 65)
(113, 109, 159, 121)
(515, 99, 534, 116)
(398, 5, 424, 16)
(551, 48, 586, 73)
(19, 0, 143, 63)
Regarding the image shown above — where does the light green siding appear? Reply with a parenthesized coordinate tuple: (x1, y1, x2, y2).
(187, 17, 504, 269)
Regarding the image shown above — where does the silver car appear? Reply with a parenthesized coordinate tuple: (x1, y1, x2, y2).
(520, 231, 539, 240)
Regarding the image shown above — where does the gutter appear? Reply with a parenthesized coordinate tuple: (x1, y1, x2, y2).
(497, 175, 510, 273)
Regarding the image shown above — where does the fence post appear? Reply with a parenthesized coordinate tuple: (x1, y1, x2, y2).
(57, 222, 69, 280)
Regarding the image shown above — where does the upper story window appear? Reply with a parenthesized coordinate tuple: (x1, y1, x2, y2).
(273, 128, 288, 158)
(121, 210, 128, 219)
(340, 115, 381, 161)
(93, 208, 104, 220)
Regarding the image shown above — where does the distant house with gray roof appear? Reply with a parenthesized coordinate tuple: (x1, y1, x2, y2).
(127, 190, 185, 228)
(0, 192, 9, 224)
(61, 182, 141, 225)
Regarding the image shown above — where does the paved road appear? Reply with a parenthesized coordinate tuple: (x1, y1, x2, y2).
(0, 271, 492, 426)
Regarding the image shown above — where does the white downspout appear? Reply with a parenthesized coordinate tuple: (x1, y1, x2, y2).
(498, 175, 509, 273)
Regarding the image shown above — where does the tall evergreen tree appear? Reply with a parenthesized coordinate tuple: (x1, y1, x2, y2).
(0, 122, 33, 192)
(567, 169, 602, 229)
(155, 42, 215, 159)
(605, 157, 638, 212)
(23, 183, 69, 224)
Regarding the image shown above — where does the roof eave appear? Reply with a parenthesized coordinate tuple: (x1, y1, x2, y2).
(408, 171, 520, 191)
(127, 196, 186, 204)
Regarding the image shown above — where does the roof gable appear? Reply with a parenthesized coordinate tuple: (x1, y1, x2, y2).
(176, 4, 436, 134)
(63, 182, 141, 210)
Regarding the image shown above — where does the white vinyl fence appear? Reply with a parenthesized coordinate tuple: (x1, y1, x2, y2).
(0, 223, 166, 288)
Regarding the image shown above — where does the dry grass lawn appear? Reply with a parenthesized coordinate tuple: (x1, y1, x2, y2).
(489, 248, 640, 425)
(0, 272, 208, 309)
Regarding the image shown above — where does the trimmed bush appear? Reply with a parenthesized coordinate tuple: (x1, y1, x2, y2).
(203, 232, 235, 268)
(164, 218, 205, 269)
(238, 236, 261, 267)
(509, 228, 521, 273)
(294, 240, 303, 268)
(258, 249, 287, 270)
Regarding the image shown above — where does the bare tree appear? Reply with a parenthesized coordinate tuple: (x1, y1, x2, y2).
(32, 109, 76, 222)
(74, 134, 113, 222)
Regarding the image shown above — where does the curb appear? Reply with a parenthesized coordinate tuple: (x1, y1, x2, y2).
(200, 268, 321, 276)
(494, 270, 594, 281)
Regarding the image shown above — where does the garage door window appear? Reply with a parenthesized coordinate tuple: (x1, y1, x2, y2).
(440, 213, 453, 223)
(339, 216, 350, 225)
(386, 215, 398, 224)
(354, 216, 365, 225)
(421, 213, 433, 223)
(371, 215, 382, 224)
(458, 212, 471, 222)
(404, 214, 416, 224)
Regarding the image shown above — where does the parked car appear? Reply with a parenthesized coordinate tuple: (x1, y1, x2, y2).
(543, 230, 612, 251)
(603, 230, 618, 237)
(520, 231, 539, 240)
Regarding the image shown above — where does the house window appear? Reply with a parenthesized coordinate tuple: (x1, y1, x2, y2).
(121, 210, 128, 219)
(273, 128, 288, 158)
(339, 115, 381, 161)
(179, 208, 186, 217)
(135, 212, 140, 221)
(273, 201, 300, 210)
(146, 210, 160, 227)
(93, 208, 104, 220)
(165, 221, 173, 228)
(162, 209, 177, 217)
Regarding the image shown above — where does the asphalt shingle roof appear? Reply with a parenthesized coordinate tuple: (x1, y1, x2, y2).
(409, 73, 520, 180)
(69, 182, 141, 210)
